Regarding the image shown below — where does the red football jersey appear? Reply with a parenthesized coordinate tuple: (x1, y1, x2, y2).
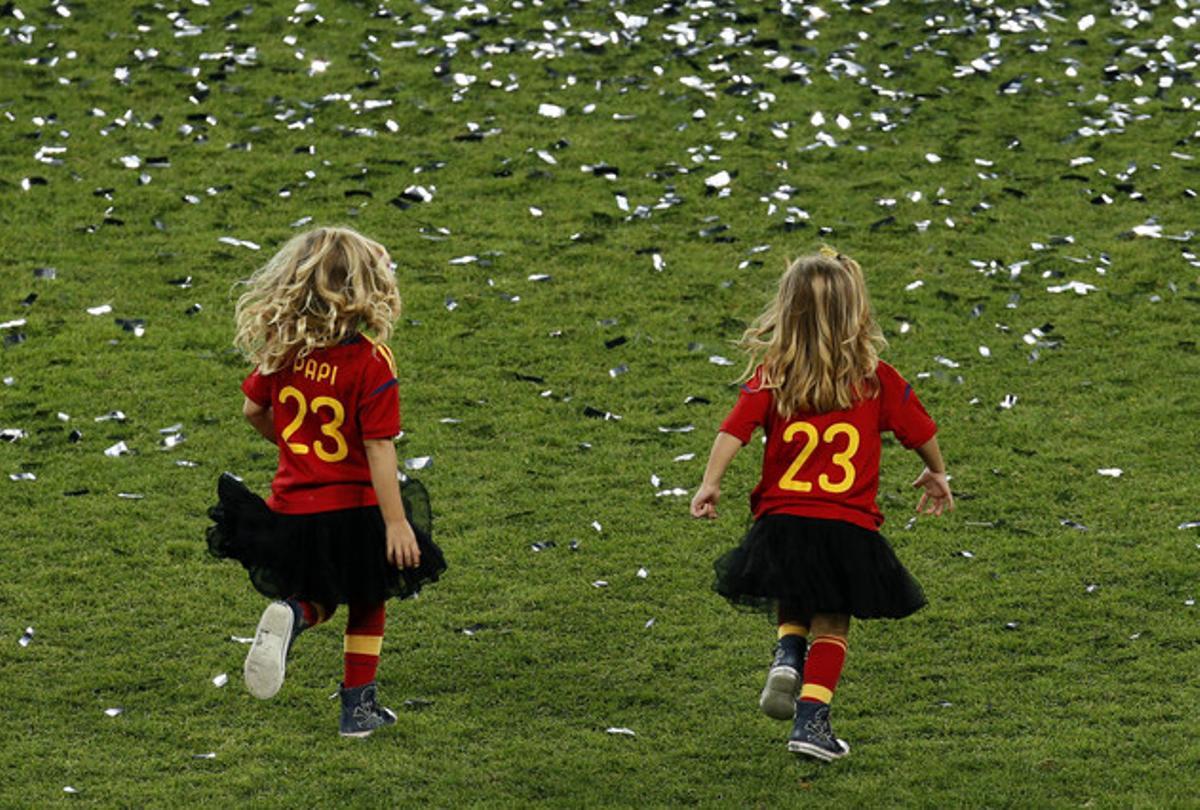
(718, 361, 936, 531)
(242, 335, 400, 515)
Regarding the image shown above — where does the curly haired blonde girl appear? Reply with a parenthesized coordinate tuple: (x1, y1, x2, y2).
(234, 226, 402, 373)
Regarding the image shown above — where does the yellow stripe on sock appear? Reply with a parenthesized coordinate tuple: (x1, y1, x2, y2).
(777, 623, 809, 640)
(811, 635, 848, 652)
(344, 634, 383, 656)
(800, 684, 833, 704)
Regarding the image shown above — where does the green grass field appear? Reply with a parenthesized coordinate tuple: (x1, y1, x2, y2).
(3, 0, 1199, 806)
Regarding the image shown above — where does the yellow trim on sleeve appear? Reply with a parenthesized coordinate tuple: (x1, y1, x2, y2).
(361, 333, 397, 375)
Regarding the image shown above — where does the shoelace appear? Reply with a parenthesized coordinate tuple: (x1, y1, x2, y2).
(353, 701, 385, 725)
(804, 710, 837, 746)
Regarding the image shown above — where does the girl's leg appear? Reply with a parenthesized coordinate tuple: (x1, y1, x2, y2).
(799, 613, 849, 706)
(339, 601, 396, 738)
(289, 598, 335, 633)
(760, 600, 811, 720)
(788, 613, 851, 761)
(776, 599, 810, 642)
(343, 601, 386, 687)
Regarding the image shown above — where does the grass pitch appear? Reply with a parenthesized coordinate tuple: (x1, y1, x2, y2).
(2, 1, 1200, 806)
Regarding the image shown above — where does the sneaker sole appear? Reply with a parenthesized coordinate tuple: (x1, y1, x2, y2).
(759, 666, 800, 720)
(244, 601, 293, 700)
(787, 738, 850, 762)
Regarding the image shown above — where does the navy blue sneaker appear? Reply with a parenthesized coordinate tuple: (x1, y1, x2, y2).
(244, 600, 303, 700)
(759, 635, 807, 720)
(787, 701, 849, 761)
(339, 682, 397, 738)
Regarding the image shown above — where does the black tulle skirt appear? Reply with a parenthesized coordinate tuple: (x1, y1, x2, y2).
(206, 472, 446, 606)
(713, 514, 925, 619)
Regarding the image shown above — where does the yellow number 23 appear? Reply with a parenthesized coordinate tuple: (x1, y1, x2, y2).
(278, 386, 349, 463)
(777, 421, 860, 494)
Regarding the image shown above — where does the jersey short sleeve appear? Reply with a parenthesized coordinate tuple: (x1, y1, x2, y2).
(877, 361, 937, 449)
(718, 368, 772, 444)
(357, 343, 400, 441)
(241, 368, 271, 407)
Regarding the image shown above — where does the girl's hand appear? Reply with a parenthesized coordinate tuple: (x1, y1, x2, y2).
(911, 468, 954, 516)
(385, 519, 421, 569)
(691, 482, 721, 519)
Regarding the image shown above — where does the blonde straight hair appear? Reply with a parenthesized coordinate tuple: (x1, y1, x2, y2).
(234, 226, 402, 374)
(739, 249, 886, 417)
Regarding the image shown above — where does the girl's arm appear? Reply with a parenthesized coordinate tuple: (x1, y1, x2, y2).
(690, 431, 745, 519)
(364, 439, 421, 569)
(911, 435, 954, 516)
(243, 397, 276, 443)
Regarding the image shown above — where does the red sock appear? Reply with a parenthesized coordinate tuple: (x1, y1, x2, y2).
(291, 599, 334, 629)
(344, 602, 386, 688)
(800, 635, 848, 704)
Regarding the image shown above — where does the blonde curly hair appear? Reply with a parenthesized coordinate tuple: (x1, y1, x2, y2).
(234, 226, 401, 373)
(739, 248, 886, 416)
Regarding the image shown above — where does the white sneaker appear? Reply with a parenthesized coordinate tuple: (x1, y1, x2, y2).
(759, 636, 806, 720)
(244, 601, 296, 699)
(759, 665, 801, 720)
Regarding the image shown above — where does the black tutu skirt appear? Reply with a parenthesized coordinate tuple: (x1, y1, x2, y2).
(206, 472, 446, 606)
(713, 514, 925, 619)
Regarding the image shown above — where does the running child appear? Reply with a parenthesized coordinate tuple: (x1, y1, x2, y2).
(206, 225, 446, 738)
(690, 248, 952, 761)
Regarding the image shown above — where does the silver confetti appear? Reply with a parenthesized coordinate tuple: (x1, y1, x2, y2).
(705, 170, 731, 189)
(217, 236, 261, 251)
